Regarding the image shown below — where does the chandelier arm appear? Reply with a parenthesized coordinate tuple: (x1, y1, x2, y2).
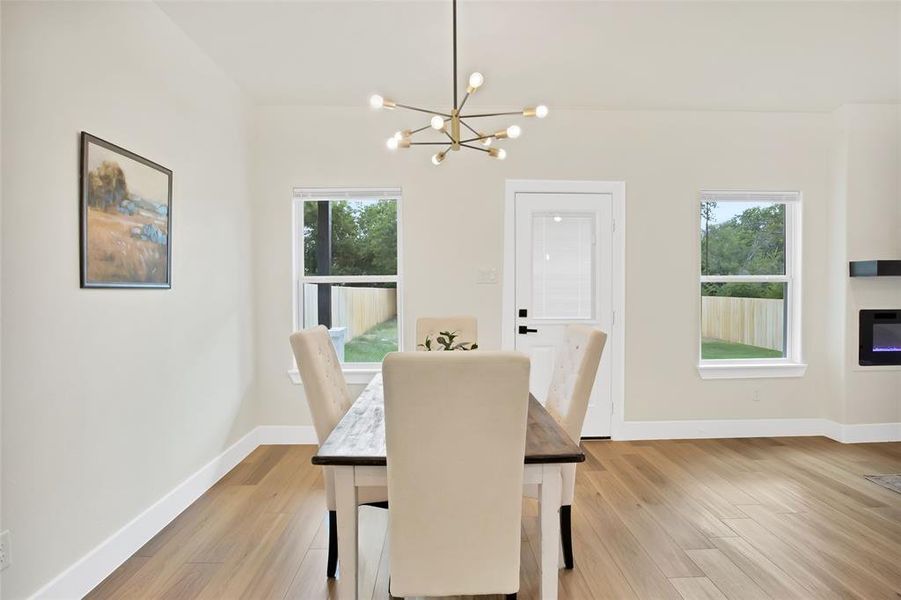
(460, 120, 481, 137)
(461, 143, 491, 153)
(459, 111, 523, 118)
(410, 142, 454, 146)
(459, 135, 491, 144)
(396, 103, 453, 118)
(408, 124, 432, 136)
(442, 129, 456, 143)
(458, 91, 471, 112)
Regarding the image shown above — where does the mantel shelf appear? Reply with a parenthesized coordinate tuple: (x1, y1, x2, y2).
(849, 260, 901, 277)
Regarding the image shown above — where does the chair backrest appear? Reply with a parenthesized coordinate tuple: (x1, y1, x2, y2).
(415, 315, 478, 350)
(383, 351, 530, 597)
(289, 325, 353, 445)
(545, 325, 608, 442)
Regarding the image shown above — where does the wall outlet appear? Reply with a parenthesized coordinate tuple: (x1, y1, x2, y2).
(752, 389, 761, 402)
(0, 530, 10, 571)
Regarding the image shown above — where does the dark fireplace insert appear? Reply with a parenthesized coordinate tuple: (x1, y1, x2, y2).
(859, 310, 901, 366)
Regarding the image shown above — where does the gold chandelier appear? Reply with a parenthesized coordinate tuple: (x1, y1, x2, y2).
(369, 0, 548, 165)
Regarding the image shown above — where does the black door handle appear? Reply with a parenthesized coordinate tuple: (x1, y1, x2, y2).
(518, 325, 538, 334)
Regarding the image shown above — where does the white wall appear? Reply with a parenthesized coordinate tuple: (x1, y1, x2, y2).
(252, 105, 838, 427)
(1, 3, 255, 598)
(0, 2, 4, 598)
(829, 105, 901, 426)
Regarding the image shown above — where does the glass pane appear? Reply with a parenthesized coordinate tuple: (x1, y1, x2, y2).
(701, 282, 786, 359)
(701, 201, 785, 276)
(304, 199, 397, 276)
(873, 324, 901, 352)
(531, 213, 594, 319)
(303, 282, 398, 363)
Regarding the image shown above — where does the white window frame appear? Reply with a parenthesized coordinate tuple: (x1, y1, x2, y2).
(697, 191, 806, 380)
(288, 187, 403, 385)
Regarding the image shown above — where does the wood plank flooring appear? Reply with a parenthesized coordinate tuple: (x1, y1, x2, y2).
(87, 437, 901, 599)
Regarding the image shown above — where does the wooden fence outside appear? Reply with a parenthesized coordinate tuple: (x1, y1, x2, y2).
(701, 296, 784, 351)
(304, 285, 397, 342)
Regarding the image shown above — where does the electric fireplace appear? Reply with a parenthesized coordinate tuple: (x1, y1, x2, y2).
(859, 310, 901, 366)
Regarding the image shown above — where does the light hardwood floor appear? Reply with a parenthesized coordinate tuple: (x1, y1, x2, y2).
(87, 437, 901, 599)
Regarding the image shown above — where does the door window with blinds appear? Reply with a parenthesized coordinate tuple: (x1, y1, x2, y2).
(294, 188, 402, 366)
(700, 191, 801, 365)
(531, 213, 595, 319)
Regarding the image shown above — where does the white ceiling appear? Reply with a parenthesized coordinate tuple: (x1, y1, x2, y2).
(157, 1, 900, 112)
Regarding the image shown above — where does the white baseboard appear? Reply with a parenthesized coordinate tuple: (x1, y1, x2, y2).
(831, 421, 901, 444)
(616, 418, 831, 441)
(616, 418, 900, 444)
(30, 425, 316, 600)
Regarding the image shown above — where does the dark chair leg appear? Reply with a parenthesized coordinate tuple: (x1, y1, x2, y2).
(560, 504, 574, 569)
(327, 510, 338, 578)
(506, 594, 517, 599)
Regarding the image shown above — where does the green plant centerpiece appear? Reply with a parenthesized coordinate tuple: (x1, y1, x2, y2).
(418, 330, 478, 351)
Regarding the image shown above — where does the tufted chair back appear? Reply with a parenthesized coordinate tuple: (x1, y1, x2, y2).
(290, 325, 353, 444)
(290, 326, 356, 510)
(545, 325, 607, 443)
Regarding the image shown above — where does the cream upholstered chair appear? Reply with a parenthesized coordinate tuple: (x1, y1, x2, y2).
(540, 324, 607, 570)
(415, 315, 478, 350)
(383, 351, 529, 599)
(289, 325, 388, 578)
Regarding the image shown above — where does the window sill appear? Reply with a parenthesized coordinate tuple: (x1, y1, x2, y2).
(697, 362, 808, 380)
(852, 364, 901, 372)
(287, 368, 380, 386)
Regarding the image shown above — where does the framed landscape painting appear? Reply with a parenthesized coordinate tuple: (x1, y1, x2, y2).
(80, 133, 172, 288)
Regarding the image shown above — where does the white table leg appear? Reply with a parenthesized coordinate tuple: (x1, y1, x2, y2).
(539, 464, 562, 600)
(334, 466, 359, 600)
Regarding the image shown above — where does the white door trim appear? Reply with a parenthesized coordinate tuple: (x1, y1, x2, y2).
(503, 179, 626, 439)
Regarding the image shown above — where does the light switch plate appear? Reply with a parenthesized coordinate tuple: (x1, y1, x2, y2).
(476, 267, 498, 284)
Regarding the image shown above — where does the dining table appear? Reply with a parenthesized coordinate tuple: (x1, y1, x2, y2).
(312, 373, 585, 600)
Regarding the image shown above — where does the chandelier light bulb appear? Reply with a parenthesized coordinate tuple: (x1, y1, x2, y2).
(506, 125, 522, 139)
(393, 131, 404, 141)
(370, 94, 384, 109)
(535, 104, 549, 119)
(489, 147, 507, 160)
(481, 134, 493, 147)
(432, 151, 447, 165)
(386, 137, 399, 150)
(469, 72, 484, 89)
(430, 115, 445, 130)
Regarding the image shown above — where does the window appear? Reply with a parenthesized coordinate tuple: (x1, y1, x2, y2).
(531, 212, 595, 320)
(292, 188, 402, 376)
(698, 191, 805, 379)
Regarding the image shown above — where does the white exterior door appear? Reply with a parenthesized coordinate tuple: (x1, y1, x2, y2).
(513, 192, 613, 437)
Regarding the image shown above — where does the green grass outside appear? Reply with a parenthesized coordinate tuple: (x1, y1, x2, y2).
(702, 338, 783, 360)
(344, 317, 398, 363)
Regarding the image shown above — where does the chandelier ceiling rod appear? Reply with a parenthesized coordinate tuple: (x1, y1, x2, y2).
(369, 0, 549, 165)
(453, 0, 458, 110)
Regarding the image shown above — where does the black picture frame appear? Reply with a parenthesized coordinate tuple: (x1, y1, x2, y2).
(79, 132, 172, 289)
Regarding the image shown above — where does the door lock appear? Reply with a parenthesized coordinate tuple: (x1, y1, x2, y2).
(518, 325, 538, 334)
